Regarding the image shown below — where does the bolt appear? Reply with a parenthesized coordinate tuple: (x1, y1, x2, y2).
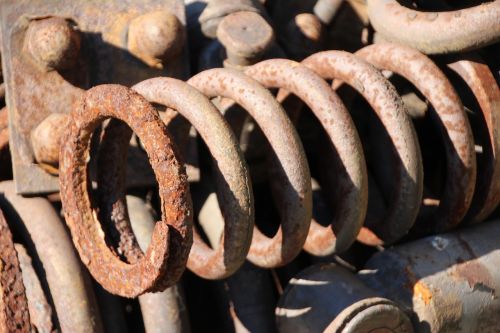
(283, 13, 324, 60)
(217, 11, 274, 67)
(24, 17, 81, 71)
(127, 10, 185, 68)
(31, 113, 70, 174)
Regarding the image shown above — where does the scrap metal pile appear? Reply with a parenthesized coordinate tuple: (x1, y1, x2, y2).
(0, 0, 498, 332)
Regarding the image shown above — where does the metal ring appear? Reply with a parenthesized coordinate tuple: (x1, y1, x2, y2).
(188, 68, 312, 268)
(303, 51, 423, 245)
(246, 58, 368, 255)
(132, 77, 254, 279)
(59, 84, 192, 297)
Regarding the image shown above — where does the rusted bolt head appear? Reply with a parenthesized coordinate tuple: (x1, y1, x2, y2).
(217, 11, 274, 66)
(24, 17, 81, 71)
(31, 113, 71, 174)
(127, 10, 185, 68)
(284, 13, 324, 60)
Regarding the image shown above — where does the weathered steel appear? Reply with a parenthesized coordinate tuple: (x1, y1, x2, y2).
(356, 43, 476, 232)
(59, 85, 192, 297)
(0, 0, 188, 194)
(303, 51, 423, 246)
(15, 244, 54, 333)
(0, 181, 103, 333)
(367, 0, 500, 54)
(448, 59, 500, 223)
(246, 59, 368, 255)
(188, 68, 312, 268)
(127, 195, 191, 333)
(133, 77, 254, 279)
(360, 220, 500, 332)
(276, 263, 413, 333)
(0, 209, 32, 333)
(313, 0, 345, 25)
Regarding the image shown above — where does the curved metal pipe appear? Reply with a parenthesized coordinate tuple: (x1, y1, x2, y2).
(0, 181, 103, 333)
(367, 0, 500, 54)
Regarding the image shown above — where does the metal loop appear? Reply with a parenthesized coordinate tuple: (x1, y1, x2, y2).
(59, 84, 192, 297)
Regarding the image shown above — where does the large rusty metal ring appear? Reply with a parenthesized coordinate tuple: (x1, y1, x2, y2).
(357, 43, 476, 232)
(303, 51, 423, 245)
(245, 59, 368, 256)
(0, 208, 32, 332)
(132, 77, 254, 279)
(59, 84, 192, 297)
(367, 0, 500, 54)
(188, 68, 312, 268)
(448, 59, 500, 223)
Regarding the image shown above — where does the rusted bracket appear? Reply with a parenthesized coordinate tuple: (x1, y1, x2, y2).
(0, 0, 191, 194)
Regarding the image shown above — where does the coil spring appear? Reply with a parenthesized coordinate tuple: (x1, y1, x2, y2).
(57, 41, 499, 297)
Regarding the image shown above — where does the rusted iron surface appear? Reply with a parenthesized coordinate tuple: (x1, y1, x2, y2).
(60, 85, 192, 297)
(246, 59, 368, 256)
(313, 0, 345, 25)
(356, 43, 476, 233)
(15, 244, 54, 333)
(127, 195, 191, 333)
(303, 51, 423, 246)
(0, 0, 188, 194)
(0, 181, 103, 333)
(360, 220, 500, 332)
(188, 68, 312, 268)
(448, 59, 500, 223)
(0, 108, 8, 153)
(0, 209, 32, 333)
(281, 13, 324, 60)
(276, 263, 413, 333)
(133, 77, 254, 279)
(367, 0, 500, 54)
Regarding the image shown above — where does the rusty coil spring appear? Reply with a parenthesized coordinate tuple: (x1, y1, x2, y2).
(58, 46, 499, 292)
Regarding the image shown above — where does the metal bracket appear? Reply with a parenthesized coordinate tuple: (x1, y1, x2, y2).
(0, 0, 196, 194)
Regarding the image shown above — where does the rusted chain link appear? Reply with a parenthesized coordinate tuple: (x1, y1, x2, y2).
(356, 43, 476, 232)
(132, 77, 254, 279)
(302, 50, 423, 245)
(59, 85, 193, 297)
(245, 59, 368, 255)
(367, 0, 500, 54)
(188, 68, 312, 268)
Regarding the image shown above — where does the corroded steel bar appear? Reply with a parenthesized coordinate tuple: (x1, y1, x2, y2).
(0, 181, 103, 332)
(0, 107, 8, 152)
(303, 51, 423, 245)
(246, 59, 368, 255)
(15, 244, 54, 333)
(448, 59, 500, 223)
(0, 209, 32, 333)
(367, 0, 500, 54)
(360, 220, 500, 332)
(276, 264, 413, 333)
(59, 84, 192, 297)
(188, 68, 312, 268)
(127, 195, 191, 333)
(133, 77, 253, 279)
(356, 43, 476, 232)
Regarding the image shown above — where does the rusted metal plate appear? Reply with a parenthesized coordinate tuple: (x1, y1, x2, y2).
(0, 0, 189, 194)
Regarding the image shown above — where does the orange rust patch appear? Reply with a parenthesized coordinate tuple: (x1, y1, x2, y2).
(413, 281, 433, 305)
